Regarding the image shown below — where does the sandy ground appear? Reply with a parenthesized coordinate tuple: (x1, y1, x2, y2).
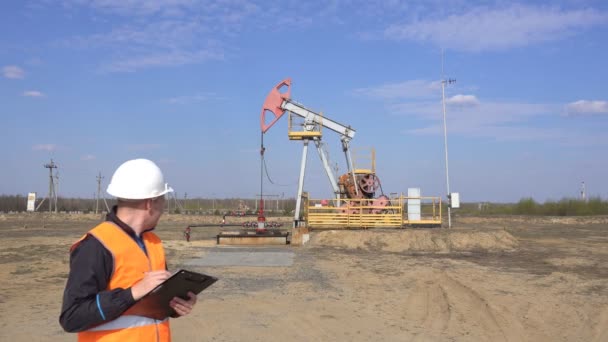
(0, 213, 607, 341)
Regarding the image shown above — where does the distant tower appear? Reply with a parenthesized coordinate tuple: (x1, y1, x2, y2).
(580, 181, 586, 201)
(96, 172, 104, 214)
(43, 159, 58, 213)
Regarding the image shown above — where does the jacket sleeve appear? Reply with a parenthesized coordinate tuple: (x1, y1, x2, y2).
(59, 235, 136, 332)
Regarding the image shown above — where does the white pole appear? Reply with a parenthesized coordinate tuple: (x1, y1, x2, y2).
(440, 50, 454, 228)
(294, 141, 309, 225)
(441, 79, 452, 228)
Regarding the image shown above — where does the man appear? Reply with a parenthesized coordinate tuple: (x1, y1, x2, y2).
(184, 226, 191, 242)
(60, 158, 197, 341)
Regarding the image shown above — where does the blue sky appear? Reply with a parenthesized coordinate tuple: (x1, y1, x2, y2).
(1, 0, 607, 203)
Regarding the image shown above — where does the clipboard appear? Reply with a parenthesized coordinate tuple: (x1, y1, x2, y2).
(125, 269, 218, 320)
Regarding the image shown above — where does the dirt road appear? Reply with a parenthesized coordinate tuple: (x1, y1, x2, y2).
(0, 213, 606, 341)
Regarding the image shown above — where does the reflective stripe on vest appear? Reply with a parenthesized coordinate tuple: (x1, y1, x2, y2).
(88, 315, 168, 332)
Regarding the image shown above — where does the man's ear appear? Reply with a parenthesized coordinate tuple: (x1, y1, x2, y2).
(144, 198, 153, 211)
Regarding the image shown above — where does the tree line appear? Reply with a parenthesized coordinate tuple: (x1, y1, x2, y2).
(2, 194, 606, 216)
(455, 197, 608, 216)
(0, 194, 297, 216)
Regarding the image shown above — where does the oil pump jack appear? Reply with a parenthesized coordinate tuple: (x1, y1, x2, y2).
(260, 78, 389, 227)
(217, 78, 389, 245)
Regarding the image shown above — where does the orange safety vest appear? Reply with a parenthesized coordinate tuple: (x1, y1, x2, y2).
(71, 221, 171, 342)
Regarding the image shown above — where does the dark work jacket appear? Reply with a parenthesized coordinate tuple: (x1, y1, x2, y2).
(59, 207, 160, 332)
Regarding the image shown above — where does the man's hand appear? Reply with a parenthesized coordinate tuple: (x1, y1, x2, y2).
(169, 292, 197, 317)
(131, 270, 172, 301)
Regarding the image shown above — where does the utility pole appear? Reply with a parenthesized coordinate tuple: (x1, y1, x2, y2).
(167, 191, 171, 213)
(44, 159, 58, 213)
(173, 192, 180, 213)
(96, 172, 104, 214)
(54, 171, 59, 213)
(441, 50, 455, 228)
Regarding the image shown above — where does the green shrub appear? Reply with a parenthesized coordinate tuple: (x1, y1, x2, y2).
(458, 197, 608, 216)
(513, 198, 538, 215)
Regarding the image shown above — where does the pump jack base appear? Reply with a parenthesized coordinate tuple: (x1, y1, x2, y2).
(216, 230, 290, 246)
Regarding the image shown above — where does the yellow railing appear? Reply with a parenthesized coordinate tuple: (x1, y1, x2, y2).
(305, 195, 442, 229)
(288, 112, 322, 140)
(352, 147, 375, 174)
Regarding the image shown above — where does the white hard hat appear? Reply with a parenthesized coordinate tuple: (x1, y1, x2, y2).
(107, 159, 174, 200)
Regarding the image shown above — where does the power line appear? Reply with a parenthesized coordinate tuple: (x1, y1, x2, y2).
(262, 157, 295, 187)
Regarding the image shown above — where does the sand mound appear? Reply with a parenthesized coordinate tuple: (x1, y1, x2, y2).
(310, 229, 518, 253)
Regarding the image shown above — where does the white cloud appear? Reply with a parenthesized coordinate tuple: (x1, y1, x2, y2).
(353, 80, 441, 100)
(446, 94, 479, 107)
(81, 154, 96, 161)
(55, 1, 254, 71)
(389, 95, 585, 143)
(55, 1, 357, 72)
(71, 20, 208, 49)
(407, 124, 567, 142)
(383, 5, 608, 51)
(394, 100, 557, 122)
(2, 65, 25, 79)
(127, 144, 163, 151)
(360, 79, 560, 138)
(409, 120, 606, 146)
(566, 100, 608, 115)
(22, 90, 45, 97)
(101, 49, 224, 72)
(25, 57, 43, 66)
(69, 0, 206, 17)
(32, 144, 57, 151)
(63, 19, 227, 72)
(48, 2, 608, 73)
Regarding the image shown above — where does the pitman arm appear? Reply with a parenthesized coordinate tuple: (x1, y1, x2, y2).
(260, 78, 356, 140)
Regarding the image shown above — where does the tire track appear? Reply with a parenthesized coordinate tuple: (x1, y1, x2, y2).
(593, 306, 608, 342)
(402, 276, 451, 340)
(402, 270, 523, 341)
